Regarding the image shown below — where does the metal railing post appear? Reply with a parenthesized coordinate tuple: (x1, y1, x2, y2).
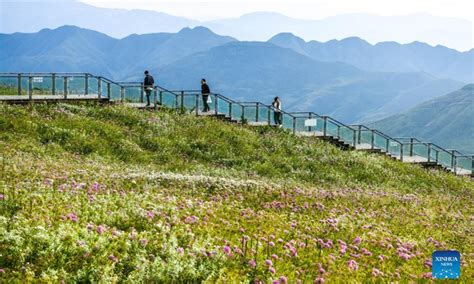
(28, 76, 33, 100)
(195, 94, 199, 116)
(323, 117, 327, 136)
(177, 92, 180, 110)
(337, 125, 341, 139)
(409, 138, 414, 156)
(140, 83, 144, 103)
(308, 113, 313, 132)
(352, 130, 357, 147)
(63, 76, 68, 99)
(97, 78, 102, 99)
(214, 94, 218, 115)
(292, 117, 296, 134)
(370, 130, 375, 149)
(357, 125, 362, 144)
(256, 103, 259, 122)
(241, 105, 245, 123)
(159, 91, 163, 105)
(107, 83, 111, 99)
(471, 156, 474, 177)
(435, 151, 439, 163)
(451, 150, 456, 173)
(153, 89, 157, 111)
(267, 106, 271, 125)
(427, 143, 431, 162)
(84, 74, 89, 95)
(385, 138, 389, 152)
(180, 91, 184, 109)
(52, 73, 56, 96)
(400, 144, 404, 162)
(17, 74, 22, 96)
(229, 101, 233, 118)
(120, 86, 124, 102)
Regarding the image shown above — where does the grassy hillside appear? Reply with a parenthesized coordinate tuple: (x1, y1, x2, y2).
(370, 84, 474, 153)
(0, 103, 472, 282)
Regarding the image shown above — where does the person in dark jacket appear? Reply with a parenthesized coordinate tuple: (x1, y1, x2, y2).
(143, 70, 155, 107)
(272, 97, 282, 127)
(201, 79, 211, 112)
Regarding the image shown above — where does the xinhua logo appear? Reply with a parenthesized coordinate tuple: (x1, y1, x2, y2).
(432, 250, 460, 279)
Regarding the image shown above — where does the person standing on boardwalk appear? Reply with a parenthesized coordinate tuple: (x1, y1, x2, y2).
(272, 97, 282, 127)
(143, 70, 154, 107)
(201, 79, 211, 112)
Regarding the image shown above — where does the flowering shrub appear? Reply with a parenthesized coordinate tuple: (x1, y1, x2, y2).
(0, 104, 472, 282)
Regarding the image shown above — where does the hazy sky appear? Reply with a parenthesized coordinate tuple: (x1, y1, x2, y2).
(80, 0, 474, 21)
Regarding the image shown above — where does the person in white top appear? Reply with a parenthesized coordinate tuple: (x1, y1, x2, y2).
(272, 97, 282, 127)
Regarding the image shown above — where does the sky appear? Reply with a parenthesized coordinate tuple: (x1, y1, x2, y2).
(80, 0, 474, 21)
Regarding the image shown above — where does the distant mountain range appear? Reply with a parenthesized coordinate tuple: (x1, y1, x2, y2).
(1, 1, 472, 51)
(269, 33, 473, 83)
(0, 26, 469, 124)
(369, 85, 474, 153)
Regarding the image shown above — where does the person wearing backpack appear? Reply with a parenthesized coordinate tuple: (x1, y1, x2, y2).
(143, 70, 154, 107)
(201, 79, 211, 112)
(272, 97, 282, 127)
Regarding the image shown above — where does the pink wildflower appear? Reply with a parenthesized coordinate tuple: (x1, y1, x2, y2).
(314, 277, 325, 284)
(265, 259, 273, 266)
(348, 259, 358, 271)
(96, 225, 106, 235)
(249, 259, 256, 268)
(354, 236, 361, 245)
(271, 254, 279, 260)
(140, 238, 148, 246)
(146, 211, 154, 219)
(108, 254, 118, 262)
(279, 276, 288, 283)
(176, 247, 184, 255)
(372, 268, 383, 277)
(269, 266, 276, 274)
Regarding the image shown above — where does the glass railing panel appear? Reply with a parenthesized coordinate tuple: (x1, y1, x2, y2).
(281, 113, 294, 130)
(388, 139, 402, 159)
(455, 156, 472, 175)
(181, 94, 197, 112)
(216, 96, 230, 117)
(242, 105, 257, 123)
(231, 102, 243, 122)
(205, 94, 216, 114)
(373, 132, 388, 151)
(0, 76, 22, 96)
(53, 76, 67, 97)
(123, 86, 142, 102)
(436, 150, 453, 170)
(339, 125, 355, 146)
(160, 91, 177, 108)
(67, 76, 86, 95)
(31, 75, 53, 96)
(294, 117, 308, 132)
(401, 143, 412, 158)
(21, 76, 30, 96)
(109, 84, 121, 101)
(325, 119, 339, 137)
(258, 105, 270, 124)
(412, 143, 430, 161)
(87, 76, 99, 96)
(358, 130, 372, 147)
(99, 80, 108, 98)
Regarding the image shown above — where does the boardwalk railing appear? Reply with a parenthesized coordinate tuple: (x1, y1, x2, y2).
(1, 72, 472, 177)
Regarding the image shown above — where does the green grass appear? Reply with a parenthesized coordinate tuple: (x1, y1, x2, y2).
(0, 103, 472, 282)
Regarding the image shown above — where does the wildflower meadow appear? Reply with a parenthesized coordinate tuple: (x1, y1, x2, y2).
(0, 103, 472, 282)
